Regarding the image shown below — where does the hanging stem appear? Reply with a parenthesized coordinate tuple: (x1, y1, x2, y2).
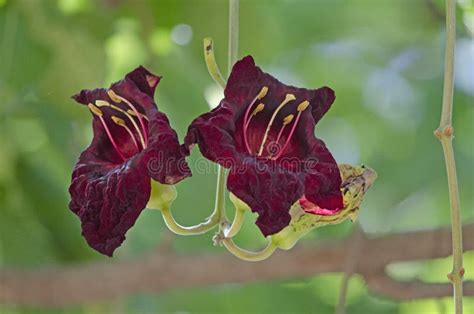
(228, 0, 239, 72)
(223, 208, 246, 238)
(434, 0, 464, 313)
(160, 206, 219, 235)
(214, 0, 240, 229)
(222, 238, 277, 262)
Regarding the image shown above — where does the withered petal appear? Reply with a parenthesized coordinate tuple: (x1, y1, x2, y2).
(69, 66, 190, 256)
(227, 158, 304, 236)
(185, 56, 342, 236)
(69, 157, 150, 256)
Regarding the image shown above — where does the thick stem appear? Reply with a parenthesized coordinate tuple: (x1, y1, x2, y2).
(439, 0, 456, 128)
(160, 206, 218, 235)
(222, 238, 277, 262)
(223, 208, 246, 238)
(215, 166, 228, 223)
(435, 0, 464, 313)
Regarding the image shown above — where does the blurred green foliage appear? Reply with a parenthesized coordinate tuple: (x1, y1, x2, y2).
(0, 0, 473, 313)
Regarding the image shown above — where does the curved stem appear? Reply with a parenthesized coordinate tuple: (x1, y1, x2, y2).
(435, 1, 464, 313)
(160, 206, 219, 236)
(222, 238, 276, 262)
(203, 38, 226, 89)
(223, 209, 246, 238)
(202, 37, 227, 225)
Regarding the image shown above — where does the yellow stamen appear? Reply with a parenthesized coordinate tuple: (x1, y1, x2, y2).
(257, 86, 269, 100)
(107, 89, 122, 103)
(252, 103, 265, 116)
(95, 100, 147, 149)
(95, 100, 111, 108)
(297, 100, 310, 112)
(111, 116, 126, 126)
(257, 93, 296, 156)
(245, 103, 265, 130)
(283, 114, 294, 125)
(271, 100, 310, 160)
(127, 109, 149, 121)
(111, 116, 140, 151)
(273, 114, 295, 151)
(106, 90, 148, 145)
(88, 103, 103, 116)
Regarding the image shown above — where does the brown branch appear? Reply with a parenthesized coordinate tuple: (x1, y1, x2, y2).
(1, 224, 473, 308)
(366, 274, 474, 300)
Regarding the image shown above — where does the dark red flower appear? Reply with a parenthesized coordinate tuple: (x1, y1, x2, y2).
(185, 56, 343, 236)
(69, 66, 191, 256)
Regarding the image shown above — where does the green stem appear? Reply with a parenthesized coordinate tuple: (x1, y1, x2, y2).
(228, 0, 239, 72)
(215, 166, 228, 224)
(223, 208, 246, 238)
(214, 0, 240, 228)
(160, 206, 218, 235)
(435, 1, 464, 313)
(222, 238, 277, 262)
(203, 38, 226, 88)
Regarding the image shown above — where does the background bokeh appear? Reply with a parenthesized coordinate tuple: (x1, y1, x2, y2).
(0, 0, 473, 313)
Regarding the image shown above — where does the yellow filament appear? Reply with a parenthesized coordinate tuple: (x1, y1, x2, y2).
(95, 100, 147, 149)
(88, 103, 103, 116)
(257, 94, 296, 156)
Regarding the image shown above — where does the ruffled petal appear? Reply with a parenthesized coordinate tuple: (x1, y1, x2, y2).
(69, 155, 150, 256)
(227, 157, 304, 236)
(301, 138, 343, 214)
(142, 110, 192, 184)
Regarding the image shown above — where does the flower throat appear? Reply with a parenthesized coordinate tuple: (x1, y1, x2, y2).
(242, 86, 310, 160)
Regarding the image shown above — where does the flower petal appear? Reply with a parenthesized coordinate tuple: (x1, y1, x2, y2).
(143, 110, 192, 184)
(227, 157, 304, 236)
(69, 155, 150, 256)
(301, 138, 343, 214)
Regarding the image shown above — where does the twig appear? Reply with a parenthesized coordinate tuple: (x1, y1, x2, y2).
(434, 0, 464, 312)
(335, 224, 365, 314)
(1, 224, 472, 307)
(365, 274, 474, 300)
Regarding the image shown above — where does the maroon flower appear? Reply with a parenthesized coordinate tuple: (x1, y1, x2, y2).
(185, 56, 343, 236)
(70, 66, 191, 256)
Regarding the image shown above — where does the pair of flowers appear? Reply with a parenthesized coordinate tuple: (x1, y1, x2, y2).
(70, 56, 343, 256)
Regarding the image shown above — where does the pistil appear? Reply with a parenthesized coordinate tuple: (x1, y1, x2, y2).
(96, 100, 147, 149)
(257, 93, 296, 156)
(88, 103, 126, 161)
